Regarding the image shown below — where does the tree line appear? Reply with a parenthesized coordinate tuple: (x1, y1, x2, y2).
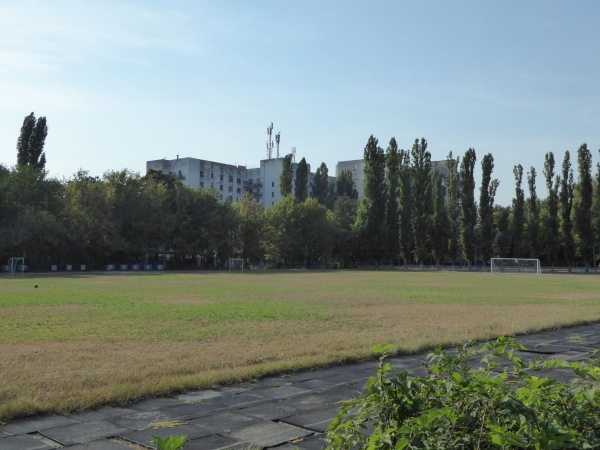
(1, 113, 600, 270)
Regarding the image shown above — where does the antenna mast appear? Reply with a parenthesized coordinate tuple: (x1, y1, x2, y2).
(275, 132, 281, 158)
(291, 146, 296, 162)
(266, 122, 274, 159)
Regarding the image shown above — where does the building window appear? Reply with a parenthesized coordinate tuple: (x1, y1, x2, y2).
(220, 174, 223, 181)
(272, 181, 275, 187)
(200, 182, 204, 188)
(220, 185, 223, 191)
(229, 175, 233, 182)
(200, 171, 204, 177)
(211, 172, 214, 179)
(237, 188, 241, 193)
(227, 195, 232, 201)
(249, 179, 253, 184)
(272, 192, 274, 198)
(229, 186, 233, 192)
(237, 178, 241, 184)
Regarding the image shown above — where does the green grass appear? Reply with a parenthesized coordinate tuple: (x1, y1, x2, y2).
(0, 270, 599, 421)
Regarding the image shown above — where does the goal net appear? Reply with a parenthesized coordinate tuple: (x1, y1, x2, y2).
(490, 258, 541, 275)
(8, 257, 25, 276)
(228, 258, 245, 273)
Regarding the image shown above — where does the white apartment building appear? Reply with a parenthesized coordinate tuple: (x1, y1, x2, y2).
(146, 156, 310, 209)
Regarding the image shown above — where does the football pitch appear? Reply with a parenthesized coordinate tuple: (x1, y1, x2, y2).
(1, 270, 599, 421)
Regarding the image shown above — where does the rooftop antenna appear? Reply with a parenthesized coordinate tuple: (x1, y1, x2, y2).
(275, 132, 281, 158)
(291, 146, 296, 162)
(266, 122, 274, 159)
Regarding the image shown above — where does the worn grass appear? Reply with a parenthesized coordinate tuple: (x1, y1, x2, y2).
(1, 270, 599, 421)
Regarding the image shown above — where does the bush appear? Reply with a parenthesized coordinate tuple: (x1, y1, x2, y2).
(326, 337, 600, 449)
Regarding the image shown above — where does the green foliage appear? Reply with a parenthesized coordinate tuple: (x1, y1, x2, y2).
(16, 112, 48, 170)
(152, 434, 187, 450)
(336, 169, 358, 199)
(326, 337, 600, 449)
(512, 164, 526, 257)
(312, 162, 331, 206)
(526, 166, 540, 257)
(295, 157, 309, 202)
(560, 151, 576, 266)
(460, 148, 477, 266)
(280, 153, 293, 197)
(479, 153, 498, 262)
(385, 138, 400, 264)
(411, 138, 433, 265)
(542, 152, 560, 266)
(575, 144, 594, 268)
(445, 152, 461, 264)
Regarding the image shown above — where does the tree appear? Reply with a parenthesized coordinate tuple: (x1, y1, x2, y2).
(411, 138, 433, 266)
(312, 162, 330, 206)
(294, 157, 309, 202)
(526, 167, 540, 258)
(279, 153, 293, 197)
(511, 164, 525, 257)
(445, 152, 461, 265)
(385, 138, 400, 264)
(560, 151, 575, 267)
(354, 135, 387, 263)
(262, 195, 302, 266)
(232, 193, 264, 263)
(594, 149, 600, 265)
(542, 152, 560, 267)
(331, 196, 358, 267)
(336, 170, 358, 199)
(297, 198, 335, 267)
(493, 206, 512, 257)
(398, 149, 413, 266)
(479, 154, 499, 264)
(460, 148, 477, 267)
(575, 143, 594, 269)
(431, 172, 449, 267)
(17, 112, 48, 170)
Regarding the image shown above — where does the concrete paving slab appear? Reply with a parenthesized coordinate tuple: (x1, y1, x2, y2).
(237, 401, 303, 421)
(207, 392, 269, 409)
(176, 389, 223, 403)
(283, 407, 341, 432)
(0, 415, 79, 435)
(66, 438, 134, 449)
(108, 403, 216, 431)
(250, 384, 312, 399)
(276, 433, 327, 450)
(228, 421, 313, 448)
(0, 434, 57, 450)
(184, 433, 245, 449)
(39, 419, 130, 446)
(293, 378, 340, 391)
(119, 421, 213, 448)
(67, 407, 136, 423)
(190, 411, 265, 433)
(275, 394, 335, 413)
(126, 396, 186, 412)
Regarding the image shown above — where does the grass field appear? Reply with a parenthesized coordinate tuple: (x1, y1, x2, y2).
(1, 270, 600, 421)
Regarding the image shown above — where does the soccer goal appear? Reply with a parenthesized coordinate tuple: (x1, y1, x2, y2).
(490, 258, 542, 275)
(228, 258, 245, 273)
(8, 257, 25, 276)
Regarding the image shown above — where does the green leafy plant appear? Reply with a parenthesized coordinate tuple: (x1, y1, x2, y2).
(326, 337, 600, 449)
(152, 434, 187, 450)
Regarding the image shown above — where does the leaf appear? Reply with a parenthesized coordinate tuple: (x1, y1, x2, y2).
(372, 343, 393, 357)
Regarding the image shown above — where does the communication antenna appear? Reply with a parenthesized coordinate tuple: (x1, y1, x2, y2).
(275, 132, 281, 158)
(291, 146, 296, 162)
(266, 122, 274, 159)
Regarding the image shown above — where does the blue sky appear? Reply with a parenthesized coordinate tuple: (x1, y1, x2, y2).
(1, 0, 599, 206)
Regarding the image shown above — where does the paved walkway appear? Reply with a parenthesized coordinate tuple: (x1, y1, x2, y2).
(2, 323, 600, 449)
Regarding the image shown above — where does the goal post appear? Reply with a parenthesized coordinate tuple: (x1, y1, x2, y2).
(228, 258, 245, 273)
(490, 258, 541, 275)
(8, 257, 25, 276)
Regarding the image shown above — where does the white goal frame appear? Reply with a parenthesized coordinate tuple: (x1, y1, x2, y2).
(490, 258, 541, 275)
(8, 257, 25, 276)
(228, 258, 245, 273)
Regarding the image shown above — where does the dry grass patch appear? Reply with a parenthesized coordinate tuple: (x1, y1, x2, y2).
(1, 270, 600, 421)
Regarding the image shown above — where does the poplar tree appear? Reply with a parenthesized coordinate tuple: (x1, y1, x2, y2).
(398, 149, 413, 266)
(354, 135, 386, 263)
(560, 151, 575, 267)
(460, 148, 477, 267)
(445, 152, 461, 265)
(17, 112, 48, 170)
(511, 164, 525, 257)
(385, 138, 400, 264)
(411, 138, 433, 266)
(526, 167, 539, 257)
(542, 152, 560, 268)
(336, 170, 357, 198)
(279, 154, 293, 197)
(294, 157, 308, 202)
(479, 153, 498, 264)
(431, 172, 449, 267)
(575, 144, 594, 269)
(312, 162, 330, 206)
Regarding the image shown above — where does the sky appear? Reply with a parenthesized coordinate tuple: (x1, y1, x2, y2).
(1, 0, 599, 207)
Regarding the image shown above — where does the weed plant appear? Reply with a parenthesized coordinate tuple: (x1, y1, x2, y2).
(326, 338, 600, 449)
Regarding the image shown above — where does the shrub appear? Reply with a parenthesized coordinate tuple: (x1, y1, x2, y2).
(326, 337, 600, 449)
